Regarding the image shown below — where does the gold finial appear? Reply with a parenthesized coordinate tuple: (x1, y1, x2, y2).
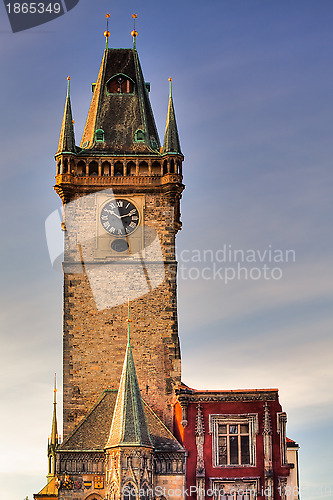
(72, 120, 75, 124)
(126, 298, 132, 322)
(168, 77, 173, 97)
(131, 13, 138, 48)
(66, 76, 71, 97)
(104, 13, 111, 48)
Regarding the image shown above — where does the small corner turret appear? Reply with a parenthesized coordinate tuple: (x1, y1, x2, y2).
(162, 77, 182, 155)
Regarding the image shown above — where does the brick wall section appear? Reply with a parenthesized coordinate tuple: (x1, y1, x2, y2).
(62, 188, 182, 438)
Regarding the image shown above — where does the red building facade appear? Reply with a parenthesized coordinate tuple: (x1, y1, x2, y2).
(174, 386, 293, 500)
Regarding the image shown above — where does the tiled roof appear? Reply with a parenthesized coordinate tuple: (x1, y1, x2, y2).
(34, 477, 58, 497)
(79, 48, 160, 154)
(59, 390, 183, 453)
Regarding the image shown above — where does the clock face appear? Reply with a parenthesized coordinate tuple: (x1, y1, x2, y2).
(100, 198, 140, 237)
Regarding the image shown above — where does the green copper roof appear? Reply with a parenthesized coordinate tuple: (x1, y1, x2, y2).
(79, 48, 160, 154)
(105, 339, 153, 449)
(56, 79, 76, 154)
(162, 82, 182, 155)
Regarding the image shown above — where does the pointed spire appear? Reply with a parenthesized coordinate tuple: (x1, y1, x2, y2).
(50, 373, 58, 446)
(56, 77, 76, 155)
(47, 374, 59, 483)
(106, 306, 152, 449)
(162, 77, 182, 155)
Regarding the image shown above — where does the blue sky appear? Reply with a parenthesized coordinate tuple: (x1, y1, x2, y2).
(0, 0, 332, 498)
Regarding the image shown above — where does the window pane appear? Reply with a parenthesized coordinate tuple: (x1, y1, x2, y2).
(229, 425, 238, 434)
(218, 436, 227, 464)
(229, 435, 239, 464)
(240, 424, 249, 434)
(241, 435, 250, 464)
(218, 424, 227, 434)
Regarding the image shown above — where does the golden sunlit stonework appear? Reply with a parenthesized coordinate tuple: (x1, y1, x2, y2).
(34, 23, 299, 500)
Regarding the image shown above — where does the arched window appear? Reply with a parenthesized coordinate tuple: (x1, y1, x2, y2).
(163, 160, 168, 175)
(151, 161, 161, 175)
(102, 161, 110, 175)
(107, 74, 134, 94)
(177, 161, 182, 175)
(89, 161, 98, 176)
(63, 158, 68, 173)
(114, 161, 123, 176)
(170, 159, 175, 174)
(139, 161, 148, 176)
(135, 129, 145, 142)
(77, 160, 86, 176)
(126, 161, 136, 176)
(123, 482, 136, 500)
(95, 129, 104, 142)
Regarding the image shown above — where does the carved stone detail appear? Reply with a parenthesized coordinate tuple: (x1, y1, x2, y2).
(195, 404, 205, 478)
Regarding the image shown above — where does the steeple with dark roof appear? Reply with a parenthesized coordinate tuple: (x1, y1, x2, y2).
(106, 315, 152, 449)
(47, 375, 59, 483)
(56, 77, 76, 155)
(80, 48, 160, 154)
(162, 78, 182, 155)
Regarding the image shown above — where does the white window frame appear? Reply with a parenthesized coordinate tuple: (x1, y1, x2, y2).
(209, 414, 258, 468)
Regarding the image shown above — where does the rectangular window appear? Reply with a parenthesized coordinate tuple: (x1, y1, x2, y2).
(217, 423, 250, 466)
(209, 414, 258, 467)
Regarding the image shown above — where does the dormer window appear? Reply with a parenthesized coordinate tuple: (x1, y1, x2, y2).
(107, 74, 134, 94)
(135, 129, 145, 142)
(95, 129, 104, 142)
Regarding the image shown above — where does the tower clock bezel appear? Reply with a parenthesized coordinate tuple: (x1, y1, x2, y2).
(100, 197, 140, 237)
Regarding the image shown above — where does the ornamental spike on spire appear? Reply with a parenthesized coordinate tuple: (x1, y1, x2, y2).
(126, 297, 131, 345)
(105, 305, 152, 449)
(162, 77, 182, 155)
(56, 76, 76, 155)
(50, 373, 59, 446)
(131, 13, 138, 50)
(104, 13, 110, 49)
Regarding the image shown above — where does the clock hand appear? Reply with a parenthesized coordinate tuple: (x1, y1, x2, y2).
(120, 210, 136, 218)
(104, 209, 121, 218)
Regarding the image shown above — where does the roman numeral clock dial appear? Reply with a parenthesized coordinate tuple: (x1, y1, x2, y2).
(100, 199, 140, 252)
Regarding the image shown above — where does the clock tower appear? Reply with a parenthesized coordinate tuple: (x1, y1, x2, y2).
(54, 36, 184, 437)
